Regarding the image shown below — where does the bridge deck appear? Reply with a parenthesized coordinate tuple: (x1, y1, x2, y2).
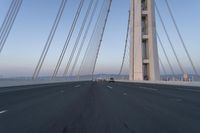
(0, 81, 200, 133)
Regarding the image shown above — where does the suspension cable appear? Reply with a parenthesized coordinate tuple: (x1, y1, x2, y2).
(91, 0, 112, 80)
(0, 0, 16, 41)
(0, 0, 22, 54)
(63, 0, 94, 76)
(70, 0, 99, 76)
(52, 0, 84, 79)
(156, 32, 175, 76)
(159, 57, 167, 75)
(155, 2, 185, 74)
(119, 10, 130, 76)
(32, 0, 67, 80)
(77, 0, 107, 80)
(164, 0, 198, 75)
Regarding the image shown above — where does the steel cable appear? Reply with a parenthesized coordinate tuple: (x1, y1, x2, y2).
(157, 32, 175, 76)
(0, 0, 16, 41)
(0, 0, 22, 54)
(32, 0, 67, 80)
(52, 0, 84, 78)
(70, 0, 99, 76)
(119, 10, 130, 76)
(77, 0, 107, 79)
(164, 0, 198, 75)
(159, 57, 167, 75)
(91, 0, 112, 79)
(155, 2, 184, 74)
(63, 0, 94, 76)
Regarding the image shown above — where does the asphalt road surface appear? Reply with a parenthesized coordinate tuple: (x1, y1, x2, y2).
(0, 81, 200, 133)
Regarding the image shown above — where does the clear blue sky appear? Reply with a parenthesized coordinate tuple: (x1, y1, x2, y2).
(0, 0, 199, 77)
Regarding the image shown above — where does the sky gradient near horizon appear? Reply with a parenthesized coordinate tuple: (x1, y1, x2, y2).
(0, 0, 200, 77)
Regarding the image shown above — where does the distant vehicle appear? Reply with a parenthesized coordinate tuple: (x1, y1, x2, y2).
(109, 77, 115, 83)
(95, 78, 104, 83)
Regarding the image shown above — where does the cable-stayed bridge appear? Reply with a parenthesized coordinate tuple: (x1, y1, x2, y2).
(0, 0, 200, 133)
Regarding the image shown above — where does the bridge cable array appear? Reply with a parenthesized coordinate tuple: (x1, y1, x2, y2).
(77, 0, 107, 80)
(155, 2, 185, 74)
(69, 0, 99, 76)
(78, 0, 112, 80)
(32, 0, 68, 80)
(62, 0, 95, 77)
(159, 57, 167, 76)
(156, 32, 175, 76)
(164, 0, 198, 75)
(91, 0, 112, 80)
(0, 0, 23, 54)
(118, 10, 130, 76)
(52, 0, 85, 79)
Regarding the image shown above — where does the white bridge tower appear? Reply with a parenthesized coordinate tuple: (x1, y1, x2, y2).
(130, 0, 160, 81)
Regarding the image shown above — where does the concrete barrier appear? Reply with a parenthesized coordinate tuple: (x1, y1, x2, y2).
(1, 79, 200, 88)
(0, 79, 73, 88)
(117, 80, 200, 87)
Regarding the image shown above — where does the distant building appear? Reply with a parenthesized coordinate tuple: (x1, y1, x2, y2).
(192, 75, 200, 81)
(183, 73, 189, 81)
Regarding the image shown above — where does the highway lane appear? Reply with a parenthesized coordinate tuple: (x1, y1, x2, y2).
(0, 81, 200, 133)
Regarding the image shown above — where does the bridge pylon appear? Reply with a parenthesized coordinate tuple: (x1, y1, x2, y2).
(129, 0, 160, 81)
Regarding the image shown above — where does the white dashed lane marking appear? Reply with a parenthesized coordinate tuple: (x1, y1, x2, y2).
(176, 88, 200, 93)
(107, 86, 113, 89)
(74, 85, 81, 88)
(139, 86, 158, 91)
(60, 90, 64, 93)
(123, 92, 127, 96)
(0, 110, 7, 114)
(174, 99, 182, 102)
(169, 98, 183, 103)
